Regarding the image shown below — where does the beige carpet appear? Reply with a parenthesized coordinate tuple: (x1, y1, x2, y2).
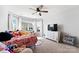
(34, 39, 79, 53)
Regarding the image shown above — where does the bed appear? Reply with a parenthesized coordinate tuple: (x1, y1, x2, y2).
(4, 31, 38, 53)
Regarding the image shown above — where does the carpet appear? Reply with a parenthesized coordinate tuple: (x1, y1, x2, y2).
(34, 38, 79, 53)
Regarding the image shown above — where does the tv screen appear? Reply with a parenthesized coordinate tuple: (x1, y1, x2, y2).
(48, 24, 53, 31)
(48, 24, 58, 31)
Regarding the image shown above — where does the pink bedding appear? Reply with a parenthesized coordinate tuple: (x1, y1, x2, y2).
(5, 35, 37, 47)
(0, 31, 37, 53)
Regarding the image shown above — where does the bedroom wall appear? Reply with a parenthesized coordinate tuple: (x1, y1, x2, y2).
(0, 6, 8, 32)
(42, 5, 79, 46)
(42, 6, 79, 36)
(0, 5, 41, 32)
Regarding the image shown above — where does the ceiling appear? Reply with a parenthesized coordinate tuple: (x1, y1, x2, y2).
(4, 5, 79, 18)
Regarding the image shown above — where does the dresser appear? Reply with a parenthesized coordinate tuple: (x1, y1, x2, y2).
(46, 31, 60, 43)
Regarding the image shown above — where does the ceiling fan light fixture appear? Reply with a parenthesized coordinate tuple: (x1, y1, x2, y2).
(39, 12, 41, 16)
(30, 5, 48, 16)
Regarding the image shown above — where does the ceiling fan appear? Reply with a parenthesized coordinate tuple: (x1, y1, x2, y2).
(29, 5, 48, 16)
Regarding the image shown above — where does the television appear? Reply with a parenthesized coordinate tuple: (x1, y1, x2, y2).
(48, 24, 58, 31)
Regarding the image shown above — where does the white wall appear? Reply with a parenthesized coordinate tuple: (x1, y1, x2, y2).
(42, 6, 79, 38)
(0, 5, 41, 32)
(0, 6, 9, 32)
(41, 5, 79, 46)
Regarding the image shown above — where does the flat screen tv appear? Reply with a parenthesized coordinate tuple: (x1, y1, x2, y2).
(48, 24, 58, 31)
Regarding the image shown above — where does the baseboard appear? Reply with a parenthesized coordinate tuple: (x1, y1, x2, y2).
(46, 38, 58, 43)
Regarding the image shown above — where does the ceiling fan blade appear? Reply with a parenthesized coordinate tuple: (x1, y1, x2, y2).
(29, 8, 36, 11)
(32, 11, 38, 15)
(40, 11, 48, 13)
(38, 5, 43, 9)
(39, 13, 42, 16)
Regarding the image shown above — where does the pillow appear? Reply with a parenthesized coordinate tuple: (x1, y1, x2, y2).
(20, 31, 30, 36)
(9, 31, 21, 37)
(0, 32, 13, 42)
